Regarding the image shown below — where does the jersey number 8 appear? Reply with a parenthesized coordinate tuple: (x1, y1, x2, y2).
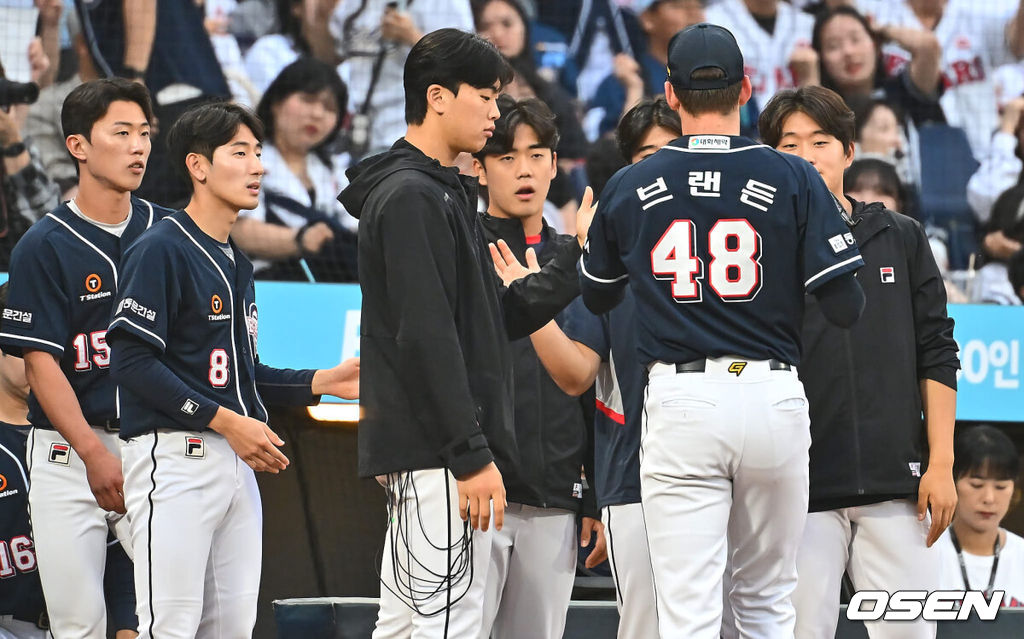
(209, 349, 230, 387)
(651, 219, 762, 302)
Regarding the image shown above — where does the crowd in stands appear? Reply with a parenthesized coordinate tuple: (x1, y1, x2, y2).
(2, 0, 1024, 300)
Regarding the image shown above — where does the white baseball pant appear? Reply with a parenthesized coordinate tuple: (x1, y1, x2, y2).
(373, 468, 493, 639)
(122, 429, 262, 639)
(794, 499, 939, 639)
(479, 503, 576, 639)
(603, 503, 658, 639)
(0, 617, 47, 639)
(26, 427, 132, 639)
(641, 357, 810, 639)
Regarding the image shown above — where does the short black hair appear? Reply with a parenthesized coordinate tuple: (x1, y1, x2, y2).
(473, 95, 559, 161)
(257, 57, 348, 166)
(61, 78, 154, 146)
(166, 101, 265, 190)
(954, 425, 1020, 482)
(403, 28, 513, 125)
(845, 158, 908, 211)
(275, 0, 309, 53)
(758, 85, 856, 151)
(585, 137, 627, 196)
(674, 68, 744, 117)
(616, 97, 681, 161)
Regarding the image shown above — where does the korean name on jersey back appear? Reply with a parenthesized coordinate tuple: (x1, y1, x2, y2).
(0, 198, 172, 429)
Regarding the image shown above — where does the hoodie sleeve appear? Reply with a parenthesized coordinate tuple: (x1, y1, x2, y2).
(905, 218, 960, 390)
(371, 181, 493, 477)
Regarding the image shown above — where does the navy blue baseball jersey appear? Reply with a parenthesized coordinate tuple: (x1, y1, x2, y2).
(107, 210, 317, 439)
(581, 135, 864, 366)
(0, 424, 46, 625)
(0, 198, 172, 429)
(562, 294, 643, 509)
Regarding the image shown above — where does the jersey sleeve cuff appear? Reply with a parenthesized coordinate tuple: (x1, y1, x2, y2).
(804, 255, 864, 294)
(441, 433, 494, 478)
(0, 332, 64, 358)
(108, 317, 166, 352)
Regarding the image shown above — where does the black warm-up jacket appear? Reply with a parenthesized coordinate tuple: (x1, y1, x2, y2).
(338, 139, 581, 479)
(801, 198, 960, 512)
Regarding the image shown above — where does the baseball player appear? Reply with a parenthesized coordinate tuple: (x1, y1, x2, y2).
(759, 85, 960, 639)
(580, 23, 866, 638)
(105, 101, 359, 639)
(491, 97, 683, 639)
(705, 0, 817, 108)
(0, 78, 170, 639)
(857, 0, 1023, 159)
(472, 95, 599, 639)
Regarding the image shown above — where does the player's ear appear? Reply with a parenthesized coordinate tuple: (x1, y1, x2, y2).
(664, 81, 681, 112)
(738, 76, 753, 107)
(549, 150, 558, 180)
(844, 142, 855, 170)
(185, 152, 209, 185)
(65, 134, 88, 164)
(426, 83, 448, 117)
(472, 157, 487, 185)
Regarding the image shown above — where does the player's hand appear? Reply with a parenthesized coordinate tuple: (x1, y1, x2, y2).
(918, 467, 957, 547)
(983, 230, 1022, 260)
(788, 44, 819, 86)
(298, 221, 334, 255)
(580, 516, 608, 569)
(210, 408, 290, 473)
(489, 239, 540, 286)
(82, 447, 126, 514)
(575, 186, 597, 249)
(312, 356, 360, 399)
(456, 462, 505, 532)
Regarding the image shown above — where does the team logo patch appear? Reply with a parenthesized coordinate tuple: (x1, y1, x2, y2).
(85, 273, 102, 293)
(181, 398, 199, 416)
(844, 232, 855, 246)
(185, 436, 205, 459)
(48, 443, 70, 465)
(728, 361, 747, 376)
(211, 295, 223, 314)
(0, 474, 6, 491)
(2, 307, 33, 327)
(245, 304, 259, 346)
(880, 267, 895, 284)
(909, 462, 921, 477)
(572, 482, 583, 499)
(688, 135, 731, 150)
(828, 234, 848, 254)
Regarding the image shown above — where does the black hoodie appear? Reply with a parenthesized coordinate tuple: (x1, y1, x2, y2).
(800, 198, 960, 512)
(339, 139, 582, 478)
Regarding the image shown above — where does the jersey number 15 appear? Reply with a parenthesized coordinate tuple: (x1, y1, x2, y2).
(651, 219, 763, 302)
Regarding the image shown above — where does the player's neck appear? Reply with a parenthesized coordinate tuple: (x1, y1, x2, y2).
(183, 194, 237, 244)
(679, 112, 741, 138)
(405, 124, 460, 167)
(953, 519, 1003, 556)
(0, 383, 28, 426)
(489, 206, 544, 237)
(73, 177, 132, 225)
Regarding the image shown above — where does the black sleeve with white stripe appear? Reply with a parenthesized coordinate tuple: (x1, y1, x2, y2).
(108, 334, 219, 430)
(0, 236, 69, 358)
(254, 363, 318, 407)
(107, 238, 178, 353)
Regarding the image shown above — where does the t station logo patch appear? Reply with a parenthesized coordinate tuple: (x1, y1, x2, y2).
(208, 294, 230, 321)
(48, 443, 71, 465)
(80, 273, 112, 302)
(185, 436, 205, 459)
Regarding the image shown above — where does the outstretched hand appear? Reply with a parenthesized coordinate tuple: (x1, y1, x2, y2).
(489, 239, 540, 286)
(312, 356, 360, 399)
(576, 186, 598, 249)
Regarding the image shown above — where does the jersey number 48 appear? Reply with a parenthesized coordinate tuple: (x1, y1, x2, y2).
(651, 219, 762, 302)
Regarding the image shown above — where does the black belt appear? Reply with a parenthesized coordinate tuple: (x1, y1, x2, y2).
(674, 358, 792, 373)
(91, 418, 120, 432)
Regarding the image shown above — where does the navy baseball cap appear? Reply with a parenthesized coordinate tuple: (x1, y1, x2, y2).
(666, 23, 744, 90)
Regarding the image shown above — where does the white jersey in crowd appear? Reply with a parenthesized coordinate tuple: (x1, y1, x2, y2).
(329, 0, 474, 156)
(936, 528, 1024, 608)
(705, 0, 814, 107)
(241, 144, 353, 271)
(858, 0, 1019, 160)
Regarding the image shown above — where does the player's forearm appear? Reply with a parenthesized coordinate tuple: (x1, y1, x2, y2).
(502, 241, 582, 340)
(529, 321, 600, 396)
(231, 217, 302, 260)
(23, 350, 107, 461)
(921, 378, 956, 470)
(122, 0, 156, 75)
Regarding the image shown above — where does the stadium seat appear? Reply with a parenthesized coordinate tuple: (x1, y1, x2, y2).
(916, 124, 981, 270)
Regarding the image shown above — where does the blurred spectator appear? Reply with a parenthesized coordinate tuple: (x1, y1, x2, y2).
(967, 95, 1024, 225)
(76, 0, 232, 206)
(472, 0, 578, 91)
(587, 0, 703, 138)
(797, 0, 854, 20)
(202, 0, 258, 105)
(973, 153, 1024, 304)
(813, 6, 945, 127)
(850, 98, 914, 184)
(243, 0, 341, 97)
(1009, 247, 1024, 302)
(705, 0, 818, 110)
(858, 0, 1024, 160)
(614, 95, 681, 165)
(330, 0, 473, 158)
(0, 45, 61, 271)
(583, 137, 625, 199)
(936, 425, 1024, 607)
(232, 58, 357, 282)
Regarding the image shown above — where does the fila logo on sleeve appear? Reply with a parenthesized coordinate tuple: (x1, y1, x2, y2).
(185, 436, 205, 459)
(880, 267, 895, 284)
(48, 443, 71, 465)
